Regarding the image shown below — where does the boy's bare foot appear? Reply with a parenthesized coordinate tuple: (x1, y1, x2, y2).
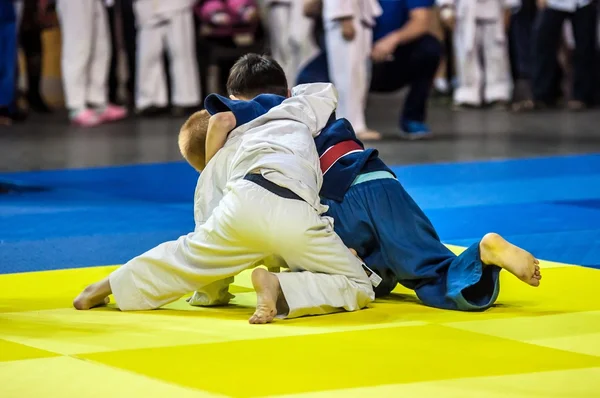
(480, 233, 541, 287)
(249, 268, 280, 324)
(73, 279, 112, 310)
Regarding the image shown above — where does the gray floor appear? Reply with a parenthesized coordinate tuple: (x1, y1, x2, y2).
(2, 93, 600, 172)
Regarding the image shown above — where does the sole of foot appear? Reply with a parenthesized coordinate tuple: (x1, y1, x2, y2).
(73, 286, 110, 310)
(480, 233, 541, 287)
(249, 268, 280, 324)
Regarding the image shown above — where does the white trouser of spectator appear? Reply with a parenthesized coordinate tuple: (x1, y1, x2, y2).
(135, 9, 200, 110)
(454, 20, 512, 105)
(57, 0, 111, 110)
(267, 4, 298, 87)
(324, 19, 372, 133)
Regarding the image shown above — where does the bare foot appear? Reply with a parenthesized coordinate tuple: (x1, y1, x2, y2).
(480, 233, 541, 287)
(357, 130, 382, 141)
(249, 268, 280, 324)
(73, 279, 111, 310)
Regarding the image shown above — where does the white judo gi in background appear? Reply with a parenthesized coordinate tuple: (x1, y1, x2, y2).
(134, 0, 200, 111)
(109, 83, 374, 317)
(262, 0, 318, 87)
(440, 0, 519, 106)
(56, 0, 112, 110)
(323, 0, 381, 134)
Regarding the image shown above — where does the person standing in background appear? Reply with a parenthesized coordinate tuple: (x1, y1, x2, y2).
(134, 0, 200, 117)
(323, 0, 382, 141)
(531, 0, 597, 110)
(439, 0, 519, 109)
(370, 0, 441, 140)
(56, 0, 127, 126)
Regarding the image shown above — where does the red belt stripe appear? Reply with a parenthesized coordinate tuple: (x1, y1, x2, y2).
(319, 140, 363, 174)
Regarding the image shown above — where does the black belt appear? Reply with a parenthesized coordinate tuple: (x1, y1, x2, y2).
(244, 174, 304, 201)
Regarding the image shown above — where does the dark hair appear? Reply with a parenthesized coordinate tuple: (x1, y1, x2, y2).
(226, 53, 289, 99)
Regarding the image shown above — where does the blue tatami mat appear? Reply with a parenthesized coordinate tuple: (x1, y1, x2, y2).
(1, 154, 600, 273)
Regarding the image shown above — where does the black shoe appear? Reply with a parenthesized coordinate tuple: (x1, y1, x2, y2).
(136, 106, 168, 117)
(27, 95, 53, 113)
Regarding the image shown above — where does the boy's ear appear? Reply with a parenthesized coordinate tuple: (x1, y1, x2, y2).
(286, 89, 291, 98)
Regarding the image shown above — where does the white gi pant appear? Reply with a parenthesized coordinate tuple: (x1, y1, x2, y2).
(136, 10, 200, 109)
(267, 3, 297, 87)
(454, 20, 512, 105)
(109, 179, 374, 318)
(324, 20, 371, 133)
(57, 0, 111, 110)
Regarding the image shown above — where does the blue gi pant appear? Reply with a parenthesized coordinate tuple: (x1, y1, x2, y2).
(323, 177, 500, 311)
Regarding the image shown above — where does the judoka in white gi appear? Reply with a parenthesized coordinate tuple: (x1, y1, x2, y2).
(322, 0, 381, 139)
(56, 0, 127, 126)
(439, 0, 519, 107)
(73, 82, 374, 323)
(134, 0, 200, 112)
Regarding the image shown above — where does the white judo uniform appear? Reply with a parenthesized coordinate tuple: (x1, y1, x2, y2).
(108, 83, 374, 318)
(323, 0, 381, 134)
(263, 0, 318, 87)
(440, 0, 519, 105)
(56, 0, 112, 110)
(134, 0, 200, 110)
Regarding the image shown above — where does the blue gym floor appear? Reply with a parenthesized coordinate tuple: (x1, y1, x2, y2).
(2, 153, 600, 274)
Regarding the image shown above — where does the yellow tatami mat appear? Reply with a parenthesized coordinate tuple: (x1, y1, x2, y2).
(1, 252, 600, 398)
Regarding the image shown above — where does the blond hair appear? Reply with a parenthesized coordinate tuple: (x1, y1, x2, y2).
(178, 110, 211, 171)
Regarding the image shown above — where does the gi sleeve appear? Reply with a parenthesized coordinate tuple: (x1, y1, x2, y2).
(287, 83, 339, 137)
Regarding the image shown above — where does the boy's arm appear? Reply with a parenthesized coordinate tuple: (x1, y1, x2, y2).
(277, 83, 338, 137)
(205, 111, 237, 165)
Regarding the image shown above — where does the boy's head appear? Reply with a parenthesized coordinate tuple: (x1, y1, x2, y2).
(226, 53, 289, 100)
(179, 110, 211, 172)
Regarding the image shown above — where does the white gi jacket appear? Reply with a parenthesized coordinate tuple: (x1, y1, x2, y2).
(193, 83, 339, 228)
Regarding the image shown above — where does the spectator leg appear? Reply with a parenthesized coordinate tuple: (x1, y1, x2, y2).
(86, 0, 111, 108)
(166, 10, 200, 107)
(324, 19, 369, 133)
(0, 21, 17, 109)
(531, 7, 566, 104)
(400, 34, 442, 123)
(570, 2, 597, 105)
(136, 24, 168, 110)
(56, 0, 94, 111)
(483, 21, 512, 103)
(454, 23, 483, 106)
(119, 0, 137, 104)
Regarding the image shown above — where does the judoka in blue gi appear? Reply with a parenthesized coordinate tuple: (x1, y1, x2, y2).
(0, 0, 18, 124)
(189, 54, 542, 311)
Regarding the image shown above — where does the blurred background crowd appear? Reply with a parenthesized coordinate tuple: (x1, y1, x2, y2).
(0, 0, 599, 141)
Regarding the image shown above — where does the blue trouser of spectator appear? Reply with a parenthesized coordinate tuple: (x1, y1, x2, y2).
(370, 34, 441, 124)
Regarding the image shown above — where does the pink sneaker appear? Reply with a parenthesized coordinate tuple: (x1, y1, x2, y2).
(97, 104, 127, 123)
(71, 108, 101, 127)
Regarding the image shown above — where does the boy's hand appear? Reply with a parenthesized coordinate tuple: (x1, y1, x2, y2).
(205, 112, 237, 165)
(340, 18, 356, 41)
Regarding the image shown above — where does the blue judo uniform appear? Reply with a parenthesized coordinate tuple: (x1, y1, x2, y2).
(205, 92, 500, 311)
